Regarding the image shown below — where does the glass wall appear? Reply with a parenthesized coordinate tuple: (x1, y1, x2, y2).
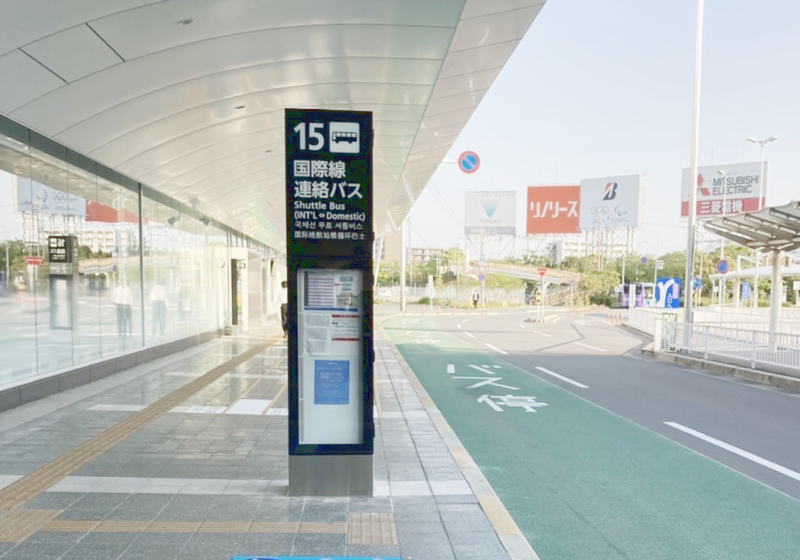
(0, 118, 277, 392)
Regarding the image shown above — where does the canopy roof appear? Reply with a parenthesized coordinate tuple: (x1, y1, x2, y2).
(703, 201, 800, 254)
(0, 0, 546, 247)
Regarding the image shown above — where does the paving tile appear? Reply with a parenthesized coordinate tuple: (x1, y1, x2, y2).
(177, 533, 245, 560)
(236, 533, 295, 556)
(291, 533, 346, 556)
(346, 544, 402, 556)
(22, 491, 85, 510)
(251, 496, 304, 522)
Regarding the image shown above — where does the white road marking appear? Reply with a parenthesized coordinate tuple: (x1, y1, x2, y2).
(477, 394, 503, 412)
(574, 342, 607, 352)
(534, 366, 589, 389)
(226, 399, 271, 415)
(665, 422, 800, 483)
(552, 316, 563, 324)
(485, 343, 508, 355)
(468, 364, 497, 375)
(447, 364, 455, 374)
(532, 330, 552, 338)
(454, 377, 519, 390)
(464, 332, 475, 338)
(519, 323, 526, 328)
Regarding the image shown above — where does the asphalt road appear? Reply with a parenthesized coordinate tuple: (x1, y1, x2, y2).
(383, 306, 800, 559)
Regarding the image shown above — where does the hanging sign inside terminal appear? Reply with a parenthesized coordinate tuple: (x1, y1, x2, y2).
(285, 109, 372, 259)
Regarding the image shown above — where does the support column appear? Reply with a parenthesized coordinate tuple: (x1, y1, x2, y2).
(769, 251, 782, 334)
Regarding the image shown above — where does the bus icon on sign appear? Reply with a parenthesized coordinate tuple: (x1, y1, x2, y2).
(329, 122, 360, 153)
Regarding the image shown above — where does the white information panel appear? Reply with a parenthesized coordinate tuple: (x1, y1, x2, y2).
(297, 268, 363, 445)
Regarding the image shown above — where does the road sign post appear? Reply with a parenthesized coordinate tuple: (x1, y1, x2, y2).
(458, 151, 480, 174)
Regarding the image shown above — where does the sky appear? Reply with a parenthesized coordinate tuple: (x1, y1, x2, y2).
(407, 0, 799, 258)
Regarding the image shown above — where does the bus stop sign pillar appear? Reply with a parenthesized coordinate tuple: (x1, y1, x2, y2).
(285, 109, 374, 496)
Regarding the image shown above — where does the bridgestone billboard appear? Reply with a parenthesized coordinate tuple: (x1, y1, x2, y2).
(680, 161, 766, 218)
(579, 174, 643, 230)
(464, 191, 516, 235)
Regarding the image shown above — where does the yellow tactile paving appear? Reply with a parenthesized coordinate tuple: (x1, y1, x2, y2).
(0, 339, 274, 543)
(347, 512, 397, 545)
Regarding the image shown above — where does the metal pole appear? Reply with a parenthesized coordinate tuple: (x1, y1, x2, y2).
(400, 219, 407, 312)
(753, 143, 765, 311)
(684, 0, 704, 326)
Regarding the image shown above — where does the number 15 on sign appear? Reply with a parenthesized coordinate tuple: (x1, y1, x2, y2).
(293, 122, 361, 154)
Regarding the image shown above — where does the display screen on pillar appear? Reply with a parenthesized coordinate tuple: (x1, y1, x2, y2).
(285, 109, 374, 456)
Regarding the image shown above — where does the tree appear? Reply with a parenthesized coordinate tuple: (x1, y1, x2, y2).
(377, 260, 400, 286)
(580, 268, 620, 298)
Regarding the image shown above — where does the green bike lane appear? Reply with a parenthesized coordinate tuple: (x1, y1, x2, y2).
(383, 316, 800, 559)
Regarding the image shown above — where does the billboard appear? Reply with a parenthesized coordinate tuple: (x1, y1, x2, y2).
(17, 180, 86, 217)
(526, 185, 580, 234)
(579, 174, 642, 230)
(680, 161, 766, 218)
(465, 191, 516, 235)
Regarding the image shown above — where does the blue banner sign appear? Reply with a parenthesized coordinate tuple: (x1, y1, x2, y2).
(655, 277, 681, 309)
(741, 281, 751, 301)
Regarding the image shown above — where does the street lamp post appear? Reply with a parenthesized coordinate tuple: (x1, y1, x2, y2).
(717, 170, 727, 312)
(746, 136, 777, 310)
(684, 0, 705, 326)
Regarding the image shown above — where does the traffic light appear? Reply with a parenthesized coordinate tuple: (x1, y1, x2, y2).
(535, 291, 542, 304)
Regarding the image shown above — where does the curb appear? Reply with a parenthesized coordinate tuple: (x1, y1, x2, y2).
(378, 325, 540, 560)
(653, 351, 800, 392)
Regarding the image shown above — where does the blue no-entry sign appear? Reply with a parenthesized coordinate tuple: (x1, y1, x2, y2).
(458, 151, 480, 174)
(715, 259, 730, 274)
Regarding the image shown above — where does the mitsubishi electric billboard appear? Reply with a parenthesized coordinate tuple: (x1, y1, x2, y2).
(680, 161, 766, 218)
(464, 191, 516, 235)
(579, 174, 642, 230)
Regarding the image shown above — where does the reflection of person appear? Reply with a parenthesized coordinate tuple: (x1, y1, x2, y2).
(280, 281, 288, 337)
(472, 289, 480, 309)
(112, 283, 133, 336)
(150, 282, 167, 335)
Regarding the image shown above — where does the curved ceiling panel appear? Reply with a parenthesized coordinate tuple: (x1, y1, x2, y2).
(0, 0, 546, 246)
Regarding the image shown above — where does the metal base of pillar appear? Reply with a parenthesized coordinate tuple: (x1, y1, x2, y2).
(288, 454, 373, 496)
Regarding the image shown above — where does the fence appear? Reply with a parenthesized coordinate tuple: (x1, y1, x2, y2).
(661, 321, 800, 373)
(626, 306, 800, 337)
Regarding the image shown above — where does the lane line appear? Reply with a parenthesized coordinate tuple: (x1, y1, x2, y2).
(485, 343, 508, 355)
(574, 342, 607, 352)
(532, 330, 552, 338)
(447, 364, 455, 374)
(534, 366, 589, 389)
(464, 332, 475, 338)
(664, 422, 800, 483)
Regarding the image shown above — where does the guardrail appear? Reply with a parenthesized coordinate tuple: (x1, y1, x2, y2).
(662, 321, 800, 372)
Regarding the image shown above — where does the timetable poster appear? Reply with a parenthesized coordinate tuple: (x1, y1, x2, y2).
(297, 268, 363, 444)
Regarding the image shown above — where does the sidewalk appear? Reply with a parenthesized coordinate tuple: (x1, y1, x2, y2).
(0, 313, 536, 560)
